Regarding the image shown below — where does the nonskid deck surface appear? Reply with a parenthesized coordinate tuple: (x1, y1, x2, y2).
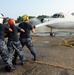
(0, 36, 74, 75)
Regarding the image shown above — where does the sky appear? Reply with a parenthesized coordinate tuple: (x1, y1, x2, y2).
(0, 0, 74, 19)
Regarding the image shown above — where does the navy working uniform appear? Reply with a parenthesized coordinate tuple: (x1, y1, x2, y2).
(0, 23, 14, 71)
(18, 21, 36, 61)
(7, 25, 25, 65)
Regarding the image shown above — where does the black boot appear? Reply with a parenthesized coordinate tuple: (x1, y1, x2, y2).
(12, 59, 16, 65)
(4, 65, 15, 72)
(34, 57, 36, 61)
(33, 54, 36, 61)
(34, 56, 36, 61)
(31, 53, 36, 61)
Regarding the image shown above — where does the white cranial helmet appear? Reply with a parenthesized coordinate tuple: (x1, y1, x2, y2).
(0, 14, 4, 23)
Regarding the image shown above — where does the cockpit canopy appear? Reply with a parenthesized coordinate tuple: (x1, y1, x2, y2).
(52, 12, 74, 18)
(52, 12, 64, 18)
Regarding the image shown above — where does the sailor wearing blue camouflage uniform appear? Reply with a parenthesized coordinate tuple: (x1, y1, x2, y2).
(7, 18, 25, 65)
(0, 14, 15, 72)
(18, 14, 36, 61)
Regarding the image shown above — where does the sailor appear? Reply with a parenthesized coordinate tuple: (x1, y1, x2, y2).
(18, 14, 36, 61)
(7, 18, 25, 65)
(0, 14, 15, 72)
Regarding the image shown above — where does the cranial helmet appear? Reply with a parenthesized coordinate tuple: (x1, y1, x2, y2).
(22, 14, 29, 21)
(0, 13, 4, 23)
(8, 18, 15, 25)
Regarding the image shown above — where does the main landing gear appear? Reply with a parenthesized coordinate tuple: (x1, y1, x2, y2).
(50, 28, 55, 36)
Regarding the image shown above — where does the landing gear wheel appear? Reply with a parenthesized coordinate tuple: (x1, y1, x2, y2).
(50, 32, 55, 36)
